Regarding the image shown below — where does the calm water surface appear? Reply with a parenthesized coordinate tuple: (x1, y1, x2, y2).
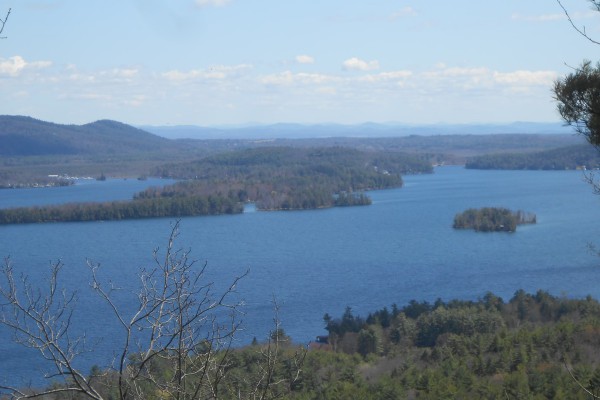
(1, 167, 599, 385)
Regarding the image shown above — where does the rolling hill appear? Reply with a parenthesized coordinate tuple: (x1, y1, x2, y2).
(0, 115, 174, 156)
(0, 115, 590, 187)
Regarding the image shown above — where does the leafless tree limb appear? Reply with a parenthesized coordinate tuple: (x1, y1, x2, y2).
(556, 0, 600, 45)
(583, 169, 600, 195)
(0, 221, 253, 399)
(87, 220, 250, 400)
(0, 8, 10, 39)
(0, 220, 305, 399)
(0, 258, 103, 399)
(240, 298, 307, 400)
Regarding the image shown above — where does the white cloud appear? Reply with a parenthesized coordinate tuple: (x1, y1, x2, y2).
(0, 57, 561, 125)
(512, 10, 597, 22)
(261, 71, 337, 86)
(163, 70, 196, 81)
(31, 61, 52, 69)
(59, 93, 112, 101)
(439, 66, 489, 77)
(0, 56, 52, 77)
(63, 67, 140, 84)
(13, 90, 29, 98)
(390, 7, 417, 20)
(359, 71, 413, 83)
(295, 55, 315, 64)
(195, 0, 231, 8)
(493, 70, 557, 86)
(410, 65, 559, 97)
(111, 68, 139, 79)
(317, 87, 337, 95)
(419, 66, 491, 91)
(124, 95, 147, 107)
(0, 56, 26, 76)
(511, 12, 564, 22)
(163, 64, 252, 81)
(342, 57, 380, 71)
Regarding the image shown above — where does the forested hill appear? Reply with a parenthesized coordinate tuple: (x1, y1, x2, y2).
(465, 144, 600, 170)
(0, 115, 175, 156)
(0, 115, 588, 188)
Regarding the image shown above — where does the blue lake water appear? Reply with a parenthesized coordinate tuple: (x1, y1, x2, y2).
(1, 167, 600, 386)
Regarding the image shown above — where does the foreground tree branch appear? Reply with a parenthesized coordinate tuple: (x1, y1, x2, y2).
(0, 8, 10, 39)
(556, 0, 600, 45)
(0, 221, 306, 399)
(0, 259, 103, 399)
(554, 60, 600, 147)
(555, 3, 600, 397)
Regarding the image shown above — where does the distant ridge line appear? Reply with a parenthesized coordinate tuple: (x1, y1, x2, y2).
(140, 121, 575, 140)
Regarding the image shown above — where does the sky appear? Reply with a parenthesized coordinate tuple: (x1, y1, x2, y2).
(1, 0, 600, 127)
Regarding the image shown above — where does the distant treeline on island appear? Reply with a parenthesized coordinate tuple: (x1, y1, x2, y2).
(0, 147, 432, 224)
(453, 207, 536, 232)
(466, 144, 600, 170)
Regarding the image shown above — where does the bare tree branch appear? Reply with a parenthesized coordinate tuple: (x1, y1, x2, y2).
(0, 258, 103, 400)
(0, 8, 10, 39)
(0, 221, 304, 399)
(556, 0, 600, 45)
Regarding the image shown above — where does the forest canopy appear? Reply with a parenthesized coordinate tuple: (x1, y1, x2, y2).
(465, 144, 600, 170)
(14, 289, 600, 399)
(453, 207, 536, 232)
(146, 146, 432, 211)
(0, 147, 433, 224)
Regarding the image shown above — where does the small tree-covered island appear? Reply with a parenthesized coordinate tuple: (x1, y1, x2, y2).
(453, 207, 537, 232)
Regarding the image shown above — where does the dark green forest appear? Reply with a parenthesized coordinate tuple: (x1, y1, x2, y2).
(0, 147, 432, 224)
(0, 115, 584, 188)
(0, 194, 243, 224)
(0, 116, 174, 156)
(453, 207, 537, 232)
(18, 291, 600, 399)
(146, 146, 430, 211)
(466, 144, 600, 170)
(307, 291, 600, 399)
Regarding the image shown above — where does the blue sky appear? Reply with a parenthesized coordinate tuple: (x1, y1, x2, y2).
(1, 0, 599, 126)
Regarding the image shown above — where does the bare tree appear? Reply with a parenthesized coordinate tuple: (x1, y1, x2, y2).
(0, 259, 104, 399)
(0, 8, 10, 39)
(87, 220, 248, 400)
(0, 221, 304, 399)
(556, 0, 600, 45)
(244, 300, 306, 400)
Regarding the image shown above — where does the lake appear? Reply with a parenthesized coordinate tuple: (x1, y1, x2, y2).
(1, 167, 600, 386)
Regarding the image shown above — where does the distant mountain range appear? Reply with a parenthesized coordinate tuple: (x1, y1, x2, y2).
(0, 115, 578, 158)
(140, 121, 575, 140)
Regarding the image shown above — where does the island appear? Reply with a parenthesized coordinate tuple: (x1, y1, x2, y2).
(453, 207, 536, 232)
(0, 147, 432, 224)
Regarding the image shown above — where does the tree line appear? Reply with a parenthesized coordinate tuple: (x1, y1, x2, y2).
(139, 146, 427, 211)
(0, 146, 431, 224)
(465, 144, 600, 170)
(0, 194, 242, 224)
(313, 290, 600, 399)
(453, 207, 536, 232)
(11, 287, 600, 399)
